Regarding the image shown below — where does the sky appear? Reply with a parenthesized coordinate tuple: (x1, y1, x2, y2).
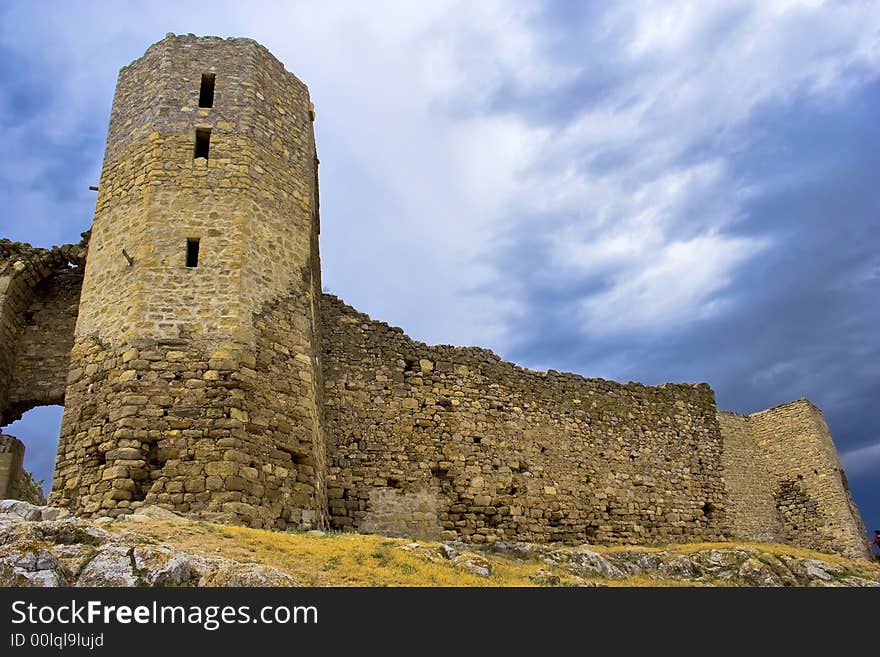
(1, 1, 877, 539)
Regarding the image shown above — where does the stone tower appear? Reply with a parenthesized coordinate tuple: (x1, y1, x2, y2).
(49, 34, 326, 530)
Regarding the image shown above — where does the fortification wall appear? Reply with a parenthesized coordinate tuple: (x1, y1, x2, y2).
(718, 411, 784, 543)
(718, 402, 869, 559)
(751, 401, 868, 558)
(321, 295, 729, 545)
(52, 35, 325, 530)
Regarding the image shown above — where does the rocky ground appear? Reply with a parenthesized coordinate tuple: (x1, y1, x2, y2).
(1, 500, 877, 587)
(0, 501, 296, 586)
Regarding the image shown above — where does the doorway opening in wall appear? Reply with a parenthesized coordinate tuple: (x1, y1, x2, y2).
(2, 405, 63, 503)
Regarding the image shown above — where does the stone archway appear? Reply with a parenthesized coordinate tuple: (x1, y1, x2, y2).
(1, 405, 63, 503)
(0, 234, 87, 500)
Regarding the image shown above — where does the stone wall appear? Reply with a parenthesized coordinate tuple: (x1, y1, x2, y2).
(718, 402, 869, 559)
(752, 401, 868, 558)
(321, 294, 729, 546)
(7, 270, 82, 419)
(0, 238, 85, 426)
(0, 434, 25, 499)
(52, 34, 325, 530)
(718, 411, 784, 543)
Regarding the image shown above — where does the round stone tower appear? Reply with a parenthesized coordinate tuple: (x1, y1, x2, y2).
(50, 34, 326, 530)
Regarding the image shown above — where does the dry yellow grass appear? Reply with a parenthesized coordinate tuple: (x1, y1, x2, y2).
(113, 516, 879, 587)
(116, 517, 543, 586)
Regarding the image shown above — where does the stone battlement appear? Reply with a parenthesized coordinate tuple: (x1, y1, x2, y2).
(0, 34, 870, 560)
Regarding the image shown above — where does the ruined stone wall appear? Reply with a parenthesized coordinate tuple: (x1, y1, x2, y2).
(718, 402, 869, 559)
(0, 239, 85, 426)
(321, 295, 729, 546)
(0, 248, 33, 426)
(0, 434, 25, 499)
(751, 401, 868, 558)
(7, 270, 82, 419)
(53, 34, 325, 530)
(0, 434, 45, 504)
(718, 411, 784, 543)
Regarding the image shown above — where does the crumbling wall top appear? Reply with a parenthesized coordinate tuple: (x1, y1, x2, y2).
(0, 231, 90, 276)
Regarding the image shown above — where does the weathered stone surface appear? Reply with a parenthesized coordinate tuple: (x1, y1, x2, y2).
(0, 504, 297, 587)
(0, 34, 330, 534)
(719, 404, 869, 559)
(0, 436, 45, 505)
(479, 541, 879, 587)
(132, 547, 193, 586)
(200, 563, 298, 587)
(736, 558, 786, 587)
(1, 549, 68, 587)
(546, 548, 623, 579)
(0, 499, 68, 522)
(127, 505, 187, 521)
(322, 295, 731, 548)
(77, 546, 140, 587)
(449, 552, 492, 578)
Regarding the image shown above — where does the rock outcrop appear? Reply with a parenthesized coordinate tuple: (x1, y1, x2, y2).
(1, 501, 876, 587)
(479, 540, 880, 587)
(398, 538, 879, 586)
(0, 501, 298, 587)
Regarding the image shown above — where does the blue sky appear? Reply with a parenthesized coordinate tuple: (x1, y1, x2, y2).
(1, 1, 878, 538)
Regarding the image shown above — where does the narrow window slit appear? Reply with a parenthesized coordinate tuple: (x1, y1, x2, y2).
(199, 73, 215, 108)
(194, 128, 211, 159)
(186, 238, 200, 268)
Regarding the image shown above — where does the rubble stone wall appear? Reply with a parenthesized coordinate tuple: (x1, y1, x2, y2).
(321, 295, 729, 546)
(51, 34, 325, 530)
(718, 402, 869, 559)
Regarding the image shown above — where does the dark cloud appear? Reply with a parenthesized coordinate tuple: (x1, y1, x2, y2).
(491, 66, 880, 534)
(0, 42, 104, 246)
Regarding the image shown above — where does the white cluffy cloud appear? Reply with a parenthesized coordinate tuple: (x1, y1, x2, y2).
(500, 0, 880, 339)
(1, 0, 879, 351)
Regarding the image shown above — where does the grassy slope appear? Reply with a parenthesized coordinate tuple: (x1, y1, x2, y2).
(113, 516, 880, 587)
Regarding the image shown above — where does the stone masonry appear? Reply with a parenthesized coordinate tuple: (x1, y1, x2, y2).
(51, 33, 324, 531)
(0, 34, 870, 559)
(0, 435, 25, 500)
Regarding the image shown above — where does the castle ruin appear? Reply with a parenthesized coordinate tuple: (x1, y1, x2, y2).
(0, 34, 869, 559)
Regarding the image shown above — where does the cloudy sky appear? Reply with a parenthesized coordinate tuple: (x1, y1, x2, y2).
(1, 1, 878, 537)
